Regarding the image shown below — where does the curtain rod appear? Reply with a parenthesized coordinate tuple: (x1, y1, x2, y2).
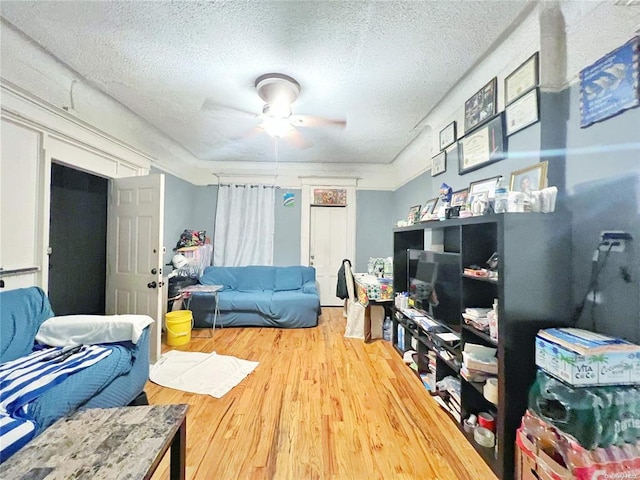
(219, 183, 280, 189)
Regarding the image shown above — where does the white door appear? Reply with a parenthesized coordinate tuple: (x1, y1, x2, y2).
(310, 206, 348, 306)
(106, 174, 164, 364)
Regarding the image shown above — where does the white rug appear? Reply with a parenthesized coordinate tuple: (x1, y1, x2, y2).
(149, 350, 259, 398)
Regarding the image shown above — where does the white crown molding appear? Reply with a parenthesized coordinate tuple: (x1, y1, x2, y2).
(1, 78, 153, 172)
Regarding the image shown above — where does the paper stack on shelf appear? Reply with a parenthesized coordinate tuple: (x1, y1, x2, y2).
(462, 343, 498, 381)
(461, 307, 491, 332)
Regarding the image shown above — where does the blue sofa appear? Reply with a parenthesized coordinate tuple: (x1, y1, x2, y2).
(0, 287, 151, 461)
(190, 265, 320, 328)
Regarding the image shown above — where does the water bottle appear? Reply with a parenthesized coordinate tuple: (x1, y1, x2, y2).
(494, 176, 509, 214)
(383, 317, 392, 341)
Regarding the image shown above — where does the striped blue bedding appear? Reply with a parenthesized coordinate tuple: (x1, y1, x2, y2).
(0, 345, 113, 462)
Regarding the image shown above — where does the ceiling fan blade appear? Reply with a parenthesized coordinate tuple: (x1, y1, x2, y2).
(289, 114, 346, 129)
(201, 98, 258, 119)
(230, 125, 265, 142)
(284, 129, 313, 149)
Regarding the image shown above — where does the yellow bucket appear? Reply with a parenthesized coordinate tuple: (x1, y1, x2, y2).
(165, 310, 193, 346)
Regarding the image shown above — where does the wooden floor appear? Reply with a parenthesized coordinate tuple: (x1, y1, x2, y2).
(147, 308, 497, 480)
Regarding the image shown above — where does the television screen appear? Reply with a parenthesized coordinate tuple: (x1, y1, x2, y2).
(407, 249, 461, 325)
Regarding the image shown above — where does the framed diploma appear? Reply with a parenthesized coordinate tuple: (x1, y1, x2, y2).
(431, 151, 446, 177)
(504, 52, 539, 106)
(505, 88, 540, 136)
(439, 121, 457, 151)
(459, 113, 507, 175)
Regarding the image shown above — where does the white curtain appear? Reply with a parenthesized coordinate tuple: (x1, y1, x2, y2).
(213, 184, 275, 266)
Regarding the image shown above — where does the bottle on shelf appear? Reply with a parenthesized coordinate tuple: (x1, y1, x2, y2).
(494, 176, 509, 214)
(383, 316, 392, 341)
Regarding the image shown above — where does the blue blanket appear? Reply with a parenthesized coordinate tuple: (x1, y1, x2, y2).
(0, 345, 111, 462)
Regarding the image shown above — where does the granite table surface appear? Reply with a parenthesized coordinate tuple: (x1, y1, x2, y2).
(0, 404, 188, 480)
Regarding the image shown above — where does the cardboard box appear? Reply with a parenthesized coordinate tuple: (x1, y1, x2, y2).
(515, 429, 572, 480)
(535, 328, 640, 386)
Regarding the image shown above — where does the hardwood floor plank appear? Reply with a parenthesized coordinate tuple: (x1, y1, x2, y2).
(148, 308, 497, 480)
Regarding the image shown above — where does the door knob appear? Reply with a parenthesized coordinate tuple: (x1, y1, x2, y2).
(147, 281, 157, 289)
(151, 268, 157, 274)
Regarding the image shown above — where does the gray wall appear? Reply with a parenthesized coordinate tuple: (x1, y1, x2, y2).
(273, 189, 302, 266)
(391, 88, 639, 344)
(561, 84, 640, 342)
(392, 171, 435, 223)
(355, 190, 394, 272)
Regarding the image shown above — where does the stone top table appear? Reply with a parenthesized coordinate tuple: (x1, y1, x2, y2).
(0, 404, 188, 480)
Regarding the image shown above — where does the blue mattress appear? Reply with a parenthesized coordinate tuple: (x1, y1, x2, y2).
(26, 332, 149, 435)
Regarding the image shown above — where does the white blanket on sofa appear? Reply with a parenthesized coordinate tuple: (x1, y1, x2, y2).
(149, 350, 258, 398)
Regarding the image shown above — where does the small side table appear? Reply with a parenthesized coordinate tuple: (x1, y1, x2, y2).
(0, 404, 189, 480)
(173, 284, 223, 337)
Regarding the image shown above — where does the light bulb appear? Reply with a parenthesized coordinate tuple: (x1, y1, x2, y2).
(262, 118, 294, 138)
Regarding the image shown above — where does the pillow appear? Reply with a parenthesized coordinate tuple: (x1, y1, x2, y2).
(35, 314, 154, 347)
(274, 267, 302, 291)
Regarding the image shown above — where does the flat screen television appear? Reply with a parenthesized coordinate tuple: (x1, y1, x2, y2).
(407, 249, 461, 326)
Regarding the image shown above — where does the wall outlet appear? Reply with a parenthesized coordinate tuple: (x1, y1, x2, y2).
(600, 231, 633, 252)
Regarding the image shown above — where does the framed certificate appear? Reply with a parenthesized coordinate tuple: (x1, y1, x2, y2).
(505, 88, 540, 136)
(459, 113, 506, 175)
(439, 121, 457, 151)
(504, 52, 539, 106)
(431, 151, 446, 177)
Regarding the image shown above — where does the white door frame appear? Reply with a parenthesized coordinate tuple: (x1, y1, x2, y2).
(300, 178, 357, 268)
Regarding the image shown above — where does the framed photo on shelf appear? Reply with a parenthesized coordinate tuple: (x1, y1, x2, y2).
(509, 161, 548, 193)
(450, 188, 469, 207)
(407, 204, 422, 223)
(459, 113, 507, 175)
(464, 77, 497, 133)
(504, 52, 539, 106)
(439, 121, 457, 151)
(419, 198, 439, 221)
(431, 152, 446, 177)
(469, 175, 500, 199)
(506, 88, 539, 136)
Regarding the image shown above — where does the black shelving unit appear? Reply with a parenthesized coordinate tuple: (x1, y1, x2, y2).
(392, 213, 571, 480)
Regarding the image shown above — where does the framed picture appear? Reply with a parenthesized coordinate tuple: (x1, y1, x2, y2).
(312, 188, 347, 206)
(506, 88, 539, 136)
(407, 204, 422, 223)
(439, 121, 457, 151)
(509, 161, 548, 194)
(580, 37, 640, 128)
(469, 175, 500, 199)
(459, 113, 507, 175)
(419, 198, 439, 221)
(431, 152, 446, 177)
(504, 52, 539, 106)
(464, 77, 497, 133)
(450, 188, 469, 207)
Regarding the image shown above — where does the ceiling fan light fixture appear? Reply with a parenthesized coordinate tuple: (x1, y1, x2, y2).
(262, 117, 294, 138)
(255, 73, 301, 106)
(263, 103, 292, 119)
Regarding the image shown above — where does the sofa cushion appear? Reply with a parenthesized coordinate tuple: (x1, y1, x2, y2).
(218, 291, 273, 316)
(236, 266, 276, 292)
(0, 287, 55, 363)
(274, 266, 303, 291)
(301, 266, 317, 284)
(200, 267, 239, 290)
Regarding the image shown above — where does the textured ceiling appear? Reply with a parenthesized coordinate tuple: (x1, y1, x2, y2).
(1, 1, 532, 165)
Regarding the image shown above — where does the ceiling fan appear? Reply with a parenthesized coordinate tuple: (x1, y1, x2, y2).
(202, 73, 346, 149)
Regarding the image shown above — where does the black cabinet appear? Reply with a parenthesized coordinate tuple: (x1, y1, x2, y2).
(392, 213, 571, 480)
